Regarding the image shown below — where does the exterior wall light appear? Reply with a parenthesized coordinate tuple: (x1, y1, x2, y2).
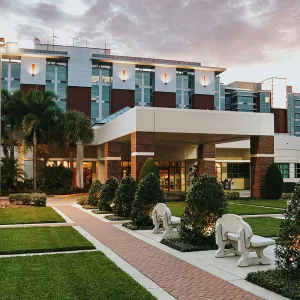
(122, 69, 126, 82)
(31, 63, 36, 76)
(203, 75, 207, 88)
(164, 72, 168, 85)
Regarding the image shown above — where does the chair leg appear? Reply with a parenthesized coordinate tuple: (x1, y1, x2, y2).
(255, 247, 271, 265)
(163, 225, 179, 239)
(237, 249, 251, 267)
(152, 219, 161, 234)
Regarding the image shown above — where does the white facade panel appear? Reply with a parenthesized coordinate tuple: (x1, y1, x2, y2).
(67, 47, 92, 87)
(20, 57, 46, 85)
(112, 63, 135, 90)
(194, 70, 215, 95)
(154, 66, 176, 93)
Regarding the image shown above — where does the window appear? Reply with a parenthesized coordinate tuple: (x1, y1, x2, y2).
(135, 66, 154, 107)
(1, 60, 21, 92)
(295, 163, 300, 178)
(46, 61, 67, 111)
(91, 64, 112, 121)
(227, 163, 250, 178)
(176, 69, 194, 109)
(277, 163, 290, 178)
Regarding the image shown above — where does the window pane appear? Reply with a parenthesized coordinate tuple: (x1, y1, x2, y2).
(10, 80, 20, 92)
(91, 101, 99, 118)
(57, 82, 67, 99)
(57, 66, 67, 82)
(46, 65, 55, 81)
(2, 62, 8, 77)
(58, 99, 66, 111)
(11, 63, 20, 78)
(46, 81, 55, 91)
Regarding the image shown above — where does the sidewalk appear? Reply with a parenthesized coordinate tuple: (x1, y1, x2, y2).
(57, 205, 261, 300)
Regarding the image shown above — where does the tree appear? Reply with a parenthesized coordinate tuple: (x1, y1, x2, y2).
(265, 163, 283, 199)
(99, 177, 119, 211)
(1, 89, 27, 159)
(22, 90, 62, 191)
(180, 174, 227, 245)
(114, 176, 137, 217)
(139, 157, 159, 182)
(275, 182, 300, 277)
(131, 173, 165, 226)
(88, 180, 103, 206)
(63, 111, 94, 180)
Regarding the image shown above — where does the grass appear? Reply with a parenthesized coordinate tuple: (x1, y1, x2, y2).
(104, 215, 129, 221)
(167, 201, 284, 217)
(0, 227, 95, 254)
(244, 217, 282, 237)
(0, 207, 65, 225)
(0, 252, 155, 300)
(231, 199, 288, 209)
(82, 205, 98, 209)
(246, 269, 300, 300)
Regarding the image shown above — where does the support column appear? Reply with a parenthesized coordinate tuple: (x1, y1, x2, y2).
(76, 143, 84, 188)
(131, 132, 155, 181)
(198, 144, 216, 176)
(104, 142, 121, 181)
(250, 136, 274, 198)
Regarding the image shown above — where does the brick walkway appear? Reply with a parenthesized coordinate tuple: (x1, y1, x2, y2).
(58, 206, 261, 300)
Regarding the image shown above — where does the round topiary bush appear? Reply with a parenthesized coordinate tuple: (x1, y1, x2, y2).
(88, 180, 103, 206)
(114, 176, 137, 217)
(131, 172, 164, 226)
(275, 181, 300, 277)
(99, 177, 119, 211)
(180, 174, 228, 246)
(139, 158, 159, 182)
(265, 163, 283, 199)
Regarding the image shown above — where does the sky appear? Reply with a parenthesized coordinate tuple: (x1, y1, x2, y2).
(1, 0, 300, 91)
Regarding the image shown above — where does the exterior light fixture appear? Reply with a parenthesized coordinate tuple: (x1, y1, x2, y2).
(122, 69, 126, 82)
(203, 76, 207, 88)
(164, 72, 168, 85)
(31, 63, 36, 76)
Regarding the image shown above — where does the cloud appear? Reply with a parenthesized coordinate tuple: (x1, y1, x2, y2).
(2, 0, 300, 67)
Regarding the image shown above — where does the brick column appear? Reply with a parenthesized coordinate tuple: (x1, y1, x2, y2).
(131, 132, 155, 181)
(104, 142, 121, 181)
(198, 144, 216, 176)
(250, 136, 274, 198)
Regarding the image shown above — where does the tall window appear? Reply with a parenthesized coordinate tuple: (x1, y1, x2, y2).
(277, 163, 290, 178)
(91, 64, 112, 124)
(227, 163, 250, 178)
(176, 69, 194, 109)
(295, 163, 300, 178)
(1, 60, 21, 92)
(135, 66, 154, 107)
(46, 61, 67, 111)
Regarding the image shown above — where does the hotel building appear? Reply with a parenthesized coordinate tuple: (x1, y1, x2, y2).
(1, 42, 300, 197)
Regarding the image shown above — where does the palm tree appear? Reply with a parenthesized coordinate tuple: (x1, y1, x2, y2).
(22, 90, 62, 191)
(1, 90, 27, 159)
(64, 111, 94, 186)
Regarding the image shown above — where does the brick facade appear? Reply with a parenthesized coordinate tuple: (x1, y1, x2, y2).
(198, 144, 216, 176)
(104, 142, 121, 181)
(131, 132, 155, 180)
(250, 136, 274, 198)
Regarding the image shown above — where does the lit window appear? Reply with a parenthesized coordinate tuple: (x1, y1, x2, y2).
(277, 163, 290, 178)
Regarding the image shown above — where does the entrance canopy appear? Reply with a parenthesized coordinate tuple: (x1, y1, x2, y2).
(93, 107, 274, 145)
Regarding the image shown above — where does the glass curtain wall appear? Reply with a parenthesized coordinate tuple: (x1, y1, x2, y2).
(294, 94, 300, 136)
(91, 63, 112, 123)
(1, 60, 21, 92)
(260, 91, 271, 113)
(46, 61, 68, 111)
(228, 90, 256, 112)
(176, 69, 194, 109)
(135, 66, 154, 107)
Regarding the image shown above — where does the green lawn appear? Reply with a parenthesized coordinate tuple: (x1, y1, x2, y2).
(167, 201, 284, 217)
(0, 252, 155, 300)
(0, 207, 65, 225)
(0, 227, 95, 254)
(231, 199, 287, 209)
(244, 217, 282, 237)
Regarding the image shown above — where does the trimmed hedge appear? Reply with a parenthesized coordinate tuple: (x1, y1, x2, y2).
(9, 193, 47, 206)
(99, 177, 119, 211)
(88, 180, 103, 206)
(265, 163, 283, 199)
(139, 158, 159, 182)
(224, 191, 240, 200)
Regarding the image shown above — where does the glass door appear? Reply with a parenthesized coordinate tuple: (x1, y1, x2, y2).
(159, 168, 169, 191)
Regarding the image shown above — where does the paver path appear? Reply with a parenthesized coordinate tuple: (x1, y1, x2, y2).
(58, 206, 261, 300)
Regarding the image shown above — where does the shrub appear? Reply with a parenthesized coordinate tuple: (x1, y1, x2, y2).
(88, 180, 103, 206)
(282, 182, 296, 193)
(180, 174, 227, 246)
(39, 165, 73, 195)
(265, 163, 283, 199)
(224, 191, 240, 200)
(281, 193, 293, 200)
(275, 181, 300, 277)
(99, 177, 119, 211)
(179, 191, 187, 202)
(114, 176, 137, 217)
(139, 158, 159, 182)
(9, 193, 47, 206)
(77, 196, 88, 205)
(131, 173, 165, 226)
